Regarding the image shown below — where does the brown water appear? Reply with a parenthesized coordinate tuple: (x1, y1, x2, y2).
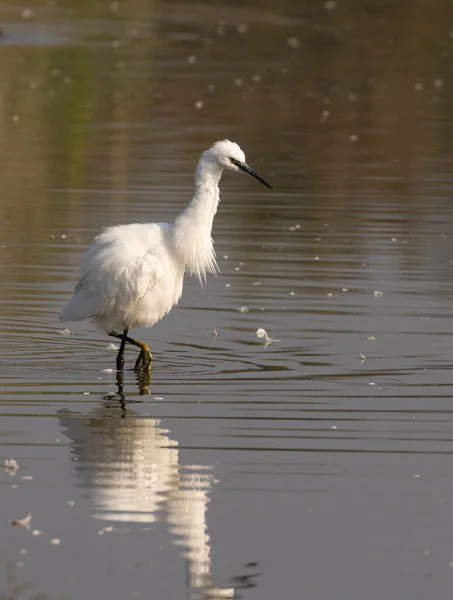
(2, 1, 453, 598)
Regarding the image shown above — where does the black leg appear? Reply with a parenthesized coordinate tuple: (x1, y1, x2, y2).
(109, 330, 152, 371)
(113, 328, 128, 371)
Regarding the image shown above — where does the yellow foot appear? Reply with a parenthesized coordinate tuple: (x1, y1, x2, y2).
(134, 346, 152, 371)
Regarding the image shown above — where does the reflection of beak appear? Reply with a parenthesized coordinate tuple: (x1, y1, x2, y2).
(231, 158, 273, 189)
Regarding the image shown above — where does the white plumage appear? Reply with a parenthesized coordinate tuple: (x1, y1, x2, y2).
(61, 222, 181, 333)
(59, 140, 272, 370)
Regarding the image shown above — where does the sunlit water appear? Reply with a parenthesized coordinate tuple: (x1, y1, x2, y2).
(2, 1, 453, 599)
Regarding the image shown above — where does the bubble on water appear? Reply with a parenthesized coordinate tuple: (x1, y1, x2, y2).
(110, 1, 120, 10)
(348, 93, 358, 102)
(324, 0, 336, 10)
(50, 538, 61, 545)
(414, 82, 424, 91)
(373, 290, 383, 297)
(207, 84, 216, 92)
(237, 306, 250, 313)
(433, 78, 444, 88)
(256, 328, 271, 347)
(187, 55, 197, 64)
(10, 513, 32, 531)
(367, 336, 377, 341)
(252, 74, 261, 83)
(256, 328, 281, 348)
(287, 37, 300, 49)
(195, 100, 204, 109)
(349, 134, 359, 142)
(21, 8, 33, 18)
(4, 458, 19, 476)
(234, 78, 243, 87)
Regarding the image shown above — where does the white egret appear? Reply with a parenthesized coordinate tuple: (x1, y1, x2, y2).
(59, 140, 272, 371)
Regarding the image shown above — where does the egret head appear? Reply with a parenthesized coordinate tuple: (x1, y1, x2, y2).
(204, 140, 272, 189)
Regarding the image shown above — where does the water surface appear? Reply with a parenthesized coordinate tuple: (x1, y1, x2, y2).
(2, 1, 453, 599)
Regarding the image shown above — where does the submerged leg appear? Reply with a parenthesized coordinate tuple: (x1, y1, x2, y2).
(109, 330, 152, 371)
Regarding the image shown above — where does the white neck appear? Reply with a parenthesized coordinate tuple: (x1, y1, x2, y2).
(173, 157, 222, 282)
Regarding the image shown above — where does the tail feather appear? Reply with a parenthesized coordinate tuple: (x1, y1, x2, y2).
(59, 291, 93, 322)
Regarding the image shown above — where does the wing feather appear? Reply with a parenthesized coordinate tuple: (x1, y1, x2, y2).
(60, 224, 164, 323)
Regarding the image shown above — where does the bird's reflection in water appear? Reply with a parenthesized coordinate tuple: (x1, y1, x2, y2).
(58, 377, 259, 599)
(116, 367, 151, 402)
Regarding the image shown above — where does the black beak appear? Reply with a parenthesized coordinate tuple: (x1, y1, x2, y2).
(231, 158, 273, 189)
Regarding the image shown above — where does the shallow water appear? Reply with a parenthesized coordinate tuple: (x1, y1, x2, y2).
(2, 1, 453, 599)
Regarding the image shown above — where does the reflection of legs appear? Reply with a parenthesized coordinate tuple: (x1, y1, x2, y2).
(115, 370, 127, 416)
(109, 330, 153, 371)
(136, 365, 152, 396)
